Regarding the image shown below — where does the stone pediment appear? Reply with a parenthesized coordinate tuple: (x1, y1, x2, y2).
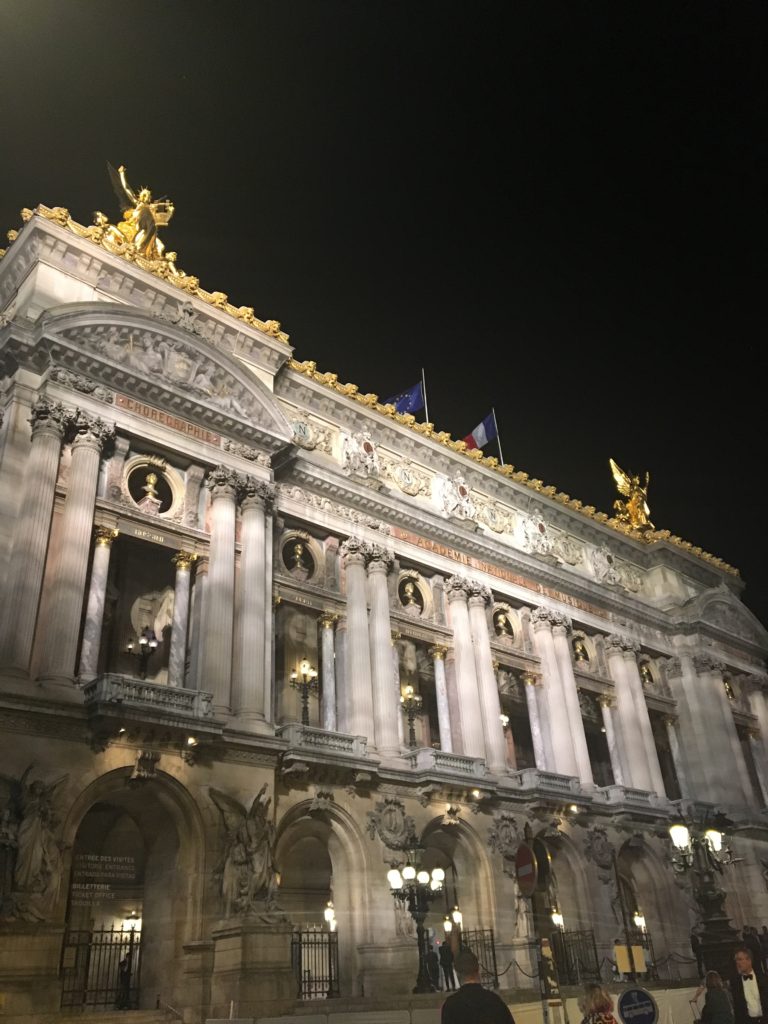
(13, 302, 294, 454)
(678, 585, 768, 650)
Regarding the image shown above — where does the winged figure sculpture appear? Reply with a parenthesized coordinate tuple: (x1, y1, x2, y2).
(609, 457, 654, 531)
(106, 163, 174, 259)
(209, 785, 279, 916)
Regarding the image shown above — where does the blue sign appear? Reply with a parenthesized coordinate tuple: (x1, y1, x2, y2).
(618, 988, 658, 1024)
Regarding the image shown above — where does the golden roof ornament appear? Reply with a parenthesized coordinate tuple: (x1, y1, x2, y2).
(609, 457, 654, 531)
(103, 163, 174, 260)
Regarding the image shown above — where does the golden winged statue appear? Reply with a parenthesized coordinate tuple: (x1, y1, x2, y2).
(105, 163, 174, 259)
(609, 457, 654, 531)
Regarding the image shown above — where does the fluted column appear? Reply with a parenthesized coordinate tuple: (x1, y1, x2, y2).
(366, 546, 399, 756)
(340, 539, 374, 740)
(599, 696, 626, 787)
(37, 413, 114, 686)
(391, 631, 405, 747)
(698, 655, 753, 806)
(429, 645, 453, 753)
(605, 635, 652, 790)
(551, 619, 594, 786)
(233, 479, 274, 720)
(468, 584, 508, 774)
(663, 715, 690, 799)
(319, 614, 338, 731)
(78, 526, 119, 679)
(1, 398, 67, 673)
(531, 608, 577, 777)
(187, 556, 208, 691)
(334, 617, 348, 733)
(496, 663, 517, 769)
(748, 678, 768, 781)
(167, 551, 196, 688)
(666, 647, 718, 802)
(202, 466, 239, 713)
(623, 647, 666, 797)
(748, 729, 768, 807)
(445, 576, 485, 759)
(522, 673, 547, 770)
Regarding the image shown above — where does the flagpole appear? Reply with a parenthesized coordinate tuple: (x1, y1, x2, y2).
(492, 406, 505, 465)
(421, 367, 430, 424)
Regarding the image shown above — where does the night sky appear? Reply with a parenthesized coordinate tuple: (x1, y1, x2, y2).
(2, 2, 766, 626)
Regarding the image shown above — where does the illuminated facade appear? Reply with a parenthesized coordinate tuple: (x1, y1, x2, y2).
(1, 205, 767, 1021)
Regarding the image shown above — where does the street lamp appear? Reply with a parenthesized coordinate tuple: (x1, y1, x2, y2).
(126, 626, 159, 680)
(387, 854, 445, 992)
(668, 817, 740, 979)
(290, 656, 319, 725)
(400, 685, 424, 748)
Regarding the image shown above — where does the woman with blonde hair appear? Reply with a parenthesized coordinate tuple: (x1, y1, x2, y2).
(695, 970, 734, 1024)
(578, 983, 619, 1024)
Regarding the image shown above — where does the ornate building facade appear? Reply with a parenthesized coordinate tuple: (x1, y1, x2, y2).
(1, 203, 768, 1021)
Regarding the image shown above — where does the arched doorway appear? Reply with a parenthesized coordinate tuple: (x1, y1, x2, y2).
(60, 770, 202, 1012)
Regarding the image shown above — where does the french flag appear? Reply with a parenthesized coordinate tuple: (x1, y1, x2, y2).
(463, 411, 497, 450)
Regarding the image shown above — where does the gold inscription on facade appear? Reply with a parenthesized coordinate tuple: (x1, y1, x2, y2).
(116, 394, 221, 445)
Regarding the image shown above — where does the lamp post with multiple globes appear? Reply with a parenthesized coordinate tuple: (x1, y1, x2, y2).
(668, 819, 740, 979)
(400, 685, 423, 748)
(290, 656, 319, 726)
(126, 626, 159, 680)
(387, 855, 445, 992)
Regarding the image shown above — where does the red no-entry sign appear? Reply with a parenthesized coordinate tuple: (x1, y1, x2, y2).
(515, 842, 538, 897)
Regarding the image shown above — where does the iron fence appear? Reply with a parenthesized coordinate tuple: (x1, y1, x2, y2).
(460, 928, 499, 988)
(291, 929, 339, 999)
(550, 928, 601, 985)
(60, 925, 141, 1010)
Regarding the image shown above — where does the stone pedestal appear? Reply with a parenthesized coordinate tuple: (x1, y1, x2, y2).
(210, 917, 295, 1020)
(0, 924, 65, 1019)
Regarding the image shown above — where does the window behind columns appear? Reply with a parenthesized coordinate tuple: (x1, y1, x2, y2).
(274, 602, 321, 727)
(648, 711, 680, 800)
(498, 670, 535, 768)
(736, 724, 766, 808)
(578, 691, 614, 787)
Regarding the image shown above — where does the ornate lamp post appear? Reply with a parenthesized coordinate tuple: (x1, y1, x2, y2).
(126, 626, 159, 680)
(387, 854, 445, 992)
(400, 685, 423, 748)
(291, 656, 319, 725)
(443, 904, 464, 956)
(668, 817, 740, 979)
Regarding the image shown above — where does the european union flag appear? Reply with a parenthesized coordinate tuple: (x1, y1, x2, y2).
(383, 380, 425, 415)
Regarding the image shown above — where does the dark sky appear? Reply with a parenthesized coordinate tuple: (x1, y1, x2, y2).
(2, 2, 766, 627)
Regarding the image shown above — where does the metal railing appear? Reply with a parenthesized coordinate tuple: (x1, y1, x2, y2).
(291, 929, 340, 1000)
(61, 925, 142, 1009)
(460, 928, 499, 988)
(550, 928, 601, 985)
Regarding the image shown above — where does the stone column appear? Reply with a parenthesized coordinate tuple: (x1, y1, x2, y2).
(599, 696, 626, 787)
(202, 466, 239, 713)
(522, 673, 548, 770)
(183, 465, 206, 528)
(366, 545, 400, 756)
(748, 729, 768, 807)
(187, 556, 208, 691)
(663, 715, 690, 799)
(551, 618, 594, 786)
(1, 398, 67, 674)
(340, 538, 374, 741)
(496, 663, 518, 770)
(334, 616, 348, 733)
(392, 631, 405, 747)
(105, 435, 130, 501)
(605, 635, 652, 791)
(623, 647, 666, 797)
(233, 479, 274, 721)
(319, 614, 338, 731)
(37, 413, 114, 686)
(78, 526, 119, 679)
(666, 646, 719, 803)
(167, 551, 197, 688)
(531, 608, 578, 777)
(698, 654, 753, 806)
(468, 583, 508, 775)
(445, 576, 485, 760)
(429, 645, 453, 753)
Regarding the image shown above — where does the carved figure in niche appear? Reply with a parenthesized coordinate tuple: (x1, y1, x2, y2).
(494, 610, 513, 638)
(283, 539, 312, 579)
(639, 663, 654, 688)
(210, 785, 279, 916)
(399, 578, 423, 615)
(12, 768, 68, 921)
(573, 638, 589, 663)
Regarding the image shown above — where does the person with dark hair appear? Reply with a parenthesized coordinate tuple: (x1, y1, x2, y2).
(694, 971, 734, 1024)
(578, 983, 618, 1024)
(441, 948, 514, 1023)
(732, 946, 768, 1024)
(692, 931, 705, 976)
(427, 944, 441, 991)
(439, 940, 456, 991)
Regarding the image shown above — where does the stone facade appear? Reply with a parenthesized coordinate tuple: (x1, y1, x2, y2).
(1, 210, 768, 1022)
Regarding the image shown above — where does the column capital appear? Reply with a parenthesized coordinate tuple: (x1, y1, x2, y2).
(598, 694, 616, 709)
(68, 410, 115, 451)
(429, 644, 448, 661)
(172, 550, 198, 571)
(240, 476, 275, 511)
(468, 582, 493, 608)
(319, 612, 338, 630)
(748, 727, 762, 742)
(365, 544, 393, 573)
(693, 653, 725, 676)
(662, 713, 678, 727)
(522, 671, 540, 687)
(445, 575, 471, 602)
(340, 536, 369, 566)
(94, 526, 118, 548)
(390, 629, 401, 644)
(206, 465, 240, 500)
(29, 396, 68, 438)
(605, 632, 639, 654)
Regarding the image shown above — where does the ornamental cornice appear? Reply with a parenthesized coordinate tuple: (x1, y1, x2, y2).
(693, 653, 725, 676)
(223, 440, 271, 465)
(49, 365, 115, 404)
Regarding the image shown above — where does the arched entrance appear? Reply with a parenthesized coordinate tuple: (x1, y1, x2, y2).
(60, 770, 203, 1012)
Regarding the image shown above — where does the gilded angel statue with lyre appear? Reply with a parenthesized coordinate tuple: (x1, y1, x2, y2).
(609, 457, 654, 531)
(106, 163, 174, 259)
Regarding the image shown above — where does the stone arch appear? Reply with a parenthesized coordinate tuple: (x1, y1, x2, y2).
(617, 836, 692, 961)
(60, 766, 206, 1008)
(532, 826, 593, 933)
(421, 816, 497, 935)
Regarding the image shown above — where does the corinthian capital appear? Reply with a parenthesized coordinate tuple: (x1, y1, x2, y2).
(206, 464, 240, 498)
(67, 409, 115, 450)
(693, 653, 725, 676)
(531, 606, 569, 630)
(366, 543, 393, 573)
(467, 582, 493, 606)
(605, 633, 639, 654)
(240, 476, 275, 510)
(340, 536, 370, 565)
(29, 396, 68, 438)
(445, 575, 471, 601)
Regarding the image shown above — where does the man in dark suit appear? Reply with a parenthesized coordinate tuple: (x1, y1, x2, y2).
(732, 946, 768, 1024)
